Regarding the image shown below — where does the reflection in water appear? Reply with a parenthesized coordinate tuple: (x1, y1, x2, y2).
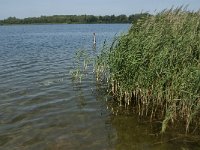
(106, 99, 200, 150)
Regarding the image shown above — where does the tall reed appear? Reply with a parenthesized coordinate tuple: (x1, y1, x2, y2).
(95, 8, 200, 133)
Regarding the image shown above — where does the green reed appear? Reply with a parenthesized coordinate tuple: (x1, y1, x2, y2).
(95, 8, 200, 133)
(70, 49, 92, 82)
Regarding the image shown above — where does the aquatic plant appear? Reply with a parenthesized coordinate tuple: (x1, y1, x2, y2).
(95, 8, 200, 133)
(70, 49, 91, 82)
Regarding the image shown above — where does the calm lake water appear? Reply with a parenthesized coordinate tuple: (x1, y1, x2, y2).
(0, 24, 199, 150)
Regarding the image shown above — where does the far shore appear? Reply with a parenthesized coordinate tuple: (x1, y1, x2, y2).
(0, 23, 131, 26)
(0, 13, 150, 26)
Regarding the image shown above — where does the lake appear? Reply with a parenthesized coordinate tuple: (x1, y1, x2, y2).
(0, 24, 199, 150)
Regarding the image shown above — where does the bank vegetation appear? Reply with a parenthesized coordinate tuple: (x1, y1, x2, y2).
(95, 8, 200, 134)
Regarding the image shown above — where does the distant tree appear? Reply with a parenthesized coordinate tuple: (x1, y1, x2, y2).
(130, 13, 151, 24)
(0, 13, 152, 25)
(128, 14, 135, 23)
(116, 15, 127, 23)
(3, 17, 20, 24)
(86, 15, 98, 23)
(102, 15, 111, 23)
(110, 15, 116, 23)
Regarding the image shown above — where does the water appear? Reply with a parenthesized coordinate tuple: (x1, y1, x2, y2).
(0, 24, 199, 150)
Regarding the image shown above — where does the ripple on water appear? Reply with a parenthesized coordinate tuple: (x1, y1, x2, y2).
(0, 24, 132, 150)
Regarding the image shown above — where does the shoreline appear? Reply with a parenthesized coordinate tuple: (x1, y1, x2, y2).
(0, 23, 131, 26)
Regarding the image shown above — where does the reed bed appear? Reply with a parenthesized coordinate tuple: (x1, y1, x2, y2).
(95, 8, 200, 133)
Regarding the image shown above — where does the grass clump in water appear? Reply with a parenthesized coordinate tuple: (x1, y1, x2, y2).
(96, 8, 200, 133)
(70, 49, 91, 82)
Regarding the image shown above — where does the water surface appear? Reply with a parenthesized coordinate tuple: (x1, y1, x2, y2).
(0, 24, 199, 150)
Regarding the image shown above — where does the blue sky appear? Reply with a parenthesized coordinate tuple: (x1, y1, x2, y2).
(0, 0, 200, 19)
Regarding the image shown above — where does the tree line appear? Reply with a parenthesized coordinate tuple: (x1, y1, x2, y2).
(0, 13, 150, 25)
